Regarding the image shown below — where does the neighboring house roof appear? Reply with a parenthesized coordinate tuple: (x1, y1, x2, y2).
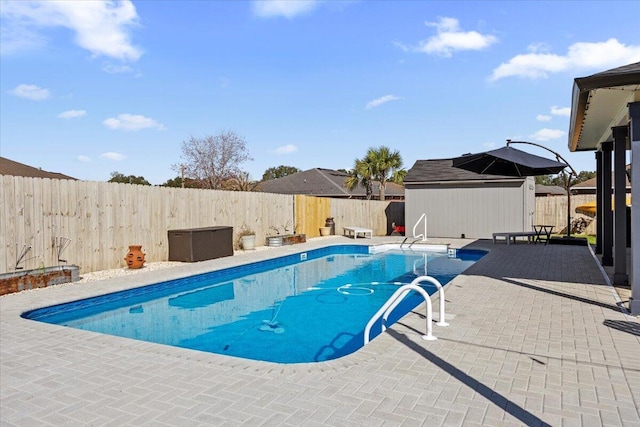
(404, 159, 524, 183)
(573, 168, 631, 191)
(535, 184, 566, 196)
(256, 168, 404, 198)
(0, 157, 77, 180)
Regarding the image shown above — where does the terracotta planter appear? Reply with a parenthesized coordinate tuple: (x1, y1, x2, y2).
(319, 227, 331, 236)
(325, 217, 335, 235)
(124, 245, 145, 269)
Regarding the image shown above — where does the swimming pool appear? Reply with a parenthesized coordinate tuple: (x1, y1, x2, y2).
(24, 245, 485, 363)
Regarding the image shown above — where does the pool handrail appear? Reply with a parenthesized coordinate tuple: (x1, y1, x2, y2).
(382, 276, 448, 330)
(364, 278, 442, 345)
(412, 213, 427, 241)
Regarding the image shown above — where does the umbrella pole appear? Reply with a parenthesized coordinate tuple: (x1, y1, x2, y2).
(565, 172, 572, 237)
(567, 189, 571, 237)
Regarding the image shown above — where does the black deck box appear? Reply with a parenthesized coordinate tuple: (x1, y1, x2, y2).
(168, 226, 233, 262)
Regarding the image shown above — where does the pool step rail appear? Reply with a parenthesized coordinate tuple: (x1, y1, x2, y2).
(364, 275, 447, 345)
(412, 213, 427, 241)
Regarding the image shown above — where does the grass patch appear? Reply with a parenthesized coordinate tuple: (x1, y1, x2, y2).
(578, 234, 597, 245)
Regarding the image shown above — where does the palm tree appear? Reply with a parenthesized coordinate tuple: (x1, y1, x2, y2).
(364, 146, 405, 201)
(345, 158, 374, 199)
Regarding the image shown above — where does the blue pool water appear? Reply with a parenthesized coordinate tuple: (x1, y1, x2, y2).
(24, 245, 485, 363)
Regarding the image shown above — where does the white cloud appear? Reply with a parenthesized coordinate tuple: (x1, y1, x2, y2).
(366, 95, 401, 110)
(550, 106, 571, 117)
(9, 83, 51, 100)
(490, 38, 640, 81)
(274, 144, 298, 155)
(0, 18, 47, 55)
(252, 0, 317, 19)
(413, 17, 497, 57)
(536, 114, 552, 122)
(531, 128, 565, 141)
(102, 62, 134, 74)
(1, 0, 142, 61)
(100, 152, 126, 161)
(58, 109, 87, 119)
(103, 114, 165, 131)
(77, 155, 91, 163)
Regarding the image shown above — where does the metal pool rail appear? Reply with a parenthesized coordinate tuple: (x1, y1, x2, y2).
(364, 275, 447, 345)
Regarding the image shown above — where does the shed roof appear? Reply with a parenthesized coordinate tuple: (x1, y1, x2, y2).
(404, 159, 523, 184)
(256, 167, 404, 198)
(0, 157, 77, 180)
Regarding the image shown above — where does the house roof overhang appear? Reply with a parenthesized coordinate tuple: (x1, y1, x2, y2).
(568, 62, 640, 152)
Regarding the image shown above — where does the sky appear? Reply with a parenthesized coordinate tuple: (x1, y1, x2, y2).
(1, 1, 639, 185)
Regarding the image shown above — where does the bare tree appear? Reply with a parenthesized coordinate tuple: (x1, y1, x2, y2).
(173, 131, 253, 190)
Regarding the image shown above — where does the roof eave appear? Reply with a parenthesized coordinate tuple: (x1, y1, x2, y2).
(568, 83, 589, 152)
(568, 63, 640, 153)
(405, 178, 526, 186)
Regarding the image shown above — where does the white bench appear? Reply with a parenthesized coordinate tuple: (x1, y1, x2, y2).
(492, 231, 536, 246)
(343, 226, 373, 239)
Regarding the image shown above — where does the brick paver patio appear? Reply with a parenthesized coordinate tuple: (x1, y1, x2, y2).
(1, 237, 639, 426)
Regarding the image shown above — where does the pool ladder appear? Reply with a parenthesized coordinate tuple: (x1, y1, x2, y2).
(413, 213, 427, 241)
(400, 213, 427, 249)
(364, 275, 447, 345)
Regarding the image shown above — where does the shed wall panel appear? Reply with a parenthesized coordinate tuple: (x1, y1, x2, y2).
(405, 180, 531, 239)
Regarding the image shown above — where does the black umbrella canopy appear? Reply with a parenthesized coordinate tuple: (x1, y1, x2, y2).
(452, 146, 568, 177)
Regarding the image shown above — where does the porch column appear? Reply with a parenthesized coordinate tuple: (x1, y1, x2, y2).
(601, 141, 613, 266)
(595, 151, 603, 254)
(613, 126, 628, 284)
(629, 102, 640, 315)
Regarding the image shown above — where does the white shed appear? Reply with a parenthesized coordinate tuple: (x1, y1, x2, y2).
(404, 159, 535, 239)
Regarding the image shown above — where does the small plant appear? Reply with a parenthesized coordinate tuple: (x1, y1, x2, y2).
(267, 220, 292, 236)
(268, 225, 280, 236)
(235, 225, 256, 250)
(237, 225, 255, 238)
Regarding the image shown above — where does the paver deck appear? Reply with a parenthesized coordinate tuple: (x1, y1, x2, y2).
(1, 237, 639, 426)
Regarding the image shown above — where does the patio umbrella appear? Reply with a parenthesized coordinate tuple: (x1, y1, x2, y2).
(575, 196, 632, 217)
(453, 143, 575, 238)
(575, 201, 596, 217)
(452, 146, 568, 177)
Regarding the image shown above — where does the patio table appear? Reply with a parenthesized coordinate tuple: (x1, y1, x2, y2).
(533, 225, 554, 245)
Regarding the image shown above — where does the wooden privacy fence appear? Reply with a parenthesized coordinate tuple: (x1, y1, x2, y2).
(295, 195, 331, 236)
(1, 176, 404, 274)
(535, 195, 597, 234)
(294, 195, 405, 237)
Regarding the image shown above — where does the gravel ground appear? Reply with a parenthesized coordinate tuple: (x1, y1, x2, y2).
(75, 243, 282, 283)
(74, 261, 187, 283)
